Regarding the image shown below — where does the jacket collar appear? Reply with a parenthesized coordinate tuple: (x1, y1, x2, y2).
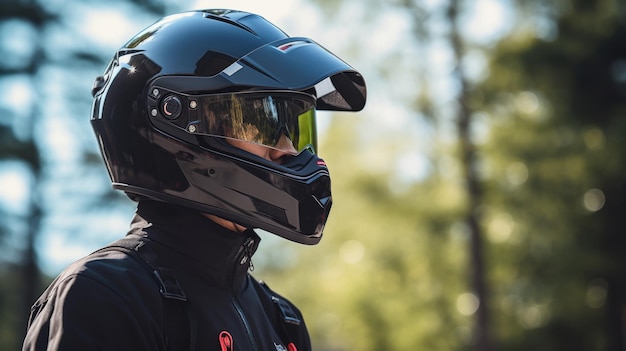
(128, 200, 260, 291)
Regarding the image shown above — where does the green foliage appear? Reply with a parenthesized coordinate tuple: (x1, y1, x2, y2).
(258, 1, 626, 350)
(0, 1, 164, 349)
(476, 1, 626, 349)
(256, 117, 473, 350)
(0, 1, 624, 351)
(0, 265, 21, 350)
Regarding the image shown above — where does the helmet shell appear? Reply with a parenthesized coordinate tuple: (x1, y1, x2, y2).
(91, 9, 366, 244)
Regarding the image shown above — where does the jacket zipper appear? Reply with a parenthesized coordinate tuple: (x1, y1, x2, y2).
(231, 236, 259, 351)
(231, 294, 259, 351)
(239, 236, 255, 271)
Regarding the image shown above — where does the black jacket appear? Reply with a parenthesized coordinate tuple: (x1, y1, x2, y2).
(22, 201, 311, 351)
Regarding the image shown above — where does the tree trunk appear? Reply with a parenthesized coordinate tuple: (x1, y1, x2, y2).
(20, 206, 40, 340)
(446, 0, 491, 350)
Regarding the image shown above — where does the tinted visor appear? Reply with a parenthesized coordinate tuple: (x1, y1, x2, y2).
(182, 91, 317, 154)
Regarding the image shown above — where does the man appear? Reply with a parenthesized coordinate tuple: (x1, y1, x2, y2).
(22, 8, 366, 351)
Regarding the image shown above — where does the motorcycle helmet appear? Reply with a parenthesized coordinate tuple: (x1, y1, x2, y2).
(90, 9, 366, 244)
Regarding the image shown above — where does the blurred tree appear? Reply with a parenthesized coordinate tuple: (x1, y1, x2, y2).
(277, 0, 493, 349)
(447, 0, 491, 349)
(0, 3, 55, 349)
(257, 0, 626, 351)
(255, 115, 471, 351)
(247, 1, 466, 351)
(478, 0, 626, 349)
(0, 1, 169, 349)
(2, 1, 623, 351)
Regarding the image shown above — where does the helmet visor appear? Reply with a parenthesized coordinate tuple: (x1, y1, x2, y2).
(178, 91, 317, 154)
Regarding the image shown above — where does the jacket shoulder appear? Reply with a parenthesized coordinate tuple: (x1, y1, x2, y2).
(46, 246, 157, 300)
(23, 248, 165, 351)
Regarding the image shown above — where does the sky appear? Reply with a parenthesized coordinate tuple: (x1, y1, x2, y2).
(0, 0, 513, 275)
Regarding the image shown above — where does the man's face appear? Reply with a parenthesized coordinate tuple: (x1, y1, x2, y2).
(226, 134, 298, 164)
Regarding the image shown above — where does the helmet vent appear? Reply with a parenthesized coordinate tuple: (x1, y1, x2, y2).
(201, 10, 256, 35)
(201, 9, 234, 16)
(252, 198, 288, 224)
(195, 50, 237, 77)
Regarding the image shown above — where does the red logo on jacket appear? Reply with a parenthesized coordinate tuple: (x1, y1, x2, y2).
(219, 331, 233, 351)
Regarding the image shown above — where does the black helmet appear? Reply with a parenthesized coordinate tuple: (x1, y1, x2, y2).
(90, 9, 366, 245)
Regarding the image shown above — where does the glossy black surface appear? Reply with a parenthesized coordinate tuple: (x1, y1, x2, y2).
(91, 9, 366, 244)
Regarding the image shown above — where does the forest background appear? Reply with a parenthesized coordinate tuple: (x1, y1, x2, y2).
(0, 0, 624, 350)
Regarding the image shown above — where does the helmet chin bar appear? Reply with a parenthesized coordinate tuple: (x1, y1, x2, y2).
(112, 142, 332, 245)
(112, 191, 330, 245)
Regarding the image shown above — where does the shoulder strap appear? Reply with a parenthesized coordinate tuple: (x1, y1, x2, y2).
(251, 279, 312, 351)
(95, 236, 196, 351)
